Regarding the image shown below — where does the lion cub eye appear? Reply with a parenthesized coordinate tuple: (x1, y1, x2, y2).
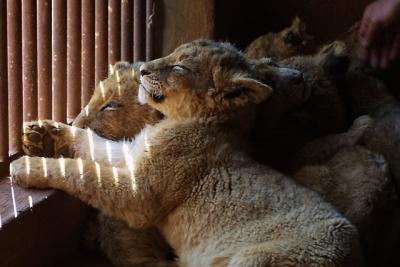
(172, 65, 189, 73)
(101, 102, 122, 111)
(285, 32, 302, 45)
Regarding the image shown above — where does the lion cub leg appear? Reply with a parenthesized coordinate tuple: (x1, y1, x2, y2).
(22, 120, 127, 167)
(97, 214, 177, 267)
(11, 156, 160, 228)
(228, 237, 351, 267)
(290, 115, 373, 170)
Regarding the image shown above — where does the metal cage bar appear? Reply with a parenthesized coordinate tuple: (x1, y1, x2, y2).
(52, 0, 67, 122)
(7, 0, 23, 155)
(2, 0, 154, 163)
(37, 0, 52, 120)
(81, 0, 95, 107)
(133, 0, 145, 62)
(121, 0, 133, 62)
(0, 0, 8, 161)
(67, 0, 82, 123)
(22, 0, 38, 122)
(95, 0, 108, 85)
(108, 0, 121, 65)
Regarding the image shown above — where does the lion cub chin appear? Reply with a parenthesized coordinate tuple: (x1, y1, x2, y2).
(12, 40, 357, 267)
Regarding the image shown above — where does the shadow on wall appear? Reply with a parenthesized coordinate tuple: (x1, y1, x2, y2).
(216, 0, 373, 49)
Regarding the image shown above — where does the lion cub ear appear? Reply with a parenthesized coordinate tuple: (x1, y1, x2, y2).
(224, 76, 273, 106)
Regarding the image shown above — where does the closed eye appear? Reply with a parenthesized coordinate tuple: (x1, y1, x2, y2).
(101, 102, 122, 111)
(172, 64, 191, 72)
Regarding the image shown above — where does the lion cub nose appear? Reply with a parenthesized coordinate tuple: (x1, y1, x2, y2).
(140, 65, 151, 77)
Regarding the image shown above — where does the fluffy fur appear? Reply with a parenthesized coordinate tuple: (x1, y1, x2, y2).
(253, 41, 351, 170)
(245, 17, 315, 60)
(337, 64, 400, 266)
(12, 40, 357, 266)
(22, 62, 175, 267)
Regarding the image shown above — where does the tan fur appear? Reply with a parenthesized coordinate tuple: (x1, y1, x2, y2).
(338, 65, 400, 266)
(245, 17, 314, 60)
(253, 41, 350, 170)
(74, 62, 162, 141)
(12, 40, 357, 267)
(22, 62, 175, 267)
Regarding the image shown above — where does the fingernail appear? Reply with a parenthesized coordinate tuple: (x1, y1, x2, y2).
(357, 48, 368, 62)
(359, 38, 369, 48)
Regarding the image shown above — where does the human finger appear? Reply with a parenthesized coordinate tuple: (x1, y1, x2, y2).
(370, 48, 381, 69)
(381, 32, 394, 69)
(359, 4, 382, 48)
(357, 45, 370, 63)
(390, 33, 400, 62)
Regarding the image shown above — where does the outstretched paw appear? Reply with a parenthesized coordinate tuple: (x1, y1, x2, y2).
(10, 156, 49, 189)
(22, 120, 75, 158)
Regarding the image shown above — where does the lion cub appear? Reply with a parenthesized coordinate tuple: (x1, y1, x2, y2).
(245, 16, 314, 60)
(12, 40, 357, 266)
(23, 62, 175, 267)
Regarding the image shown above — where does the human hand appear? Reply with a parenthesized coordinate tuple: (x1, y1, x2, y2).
(358, 0, 400, 69)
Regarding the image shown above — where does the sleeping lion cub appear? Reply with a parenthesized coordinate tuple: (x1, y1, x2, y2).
(12, 40, 357, 266)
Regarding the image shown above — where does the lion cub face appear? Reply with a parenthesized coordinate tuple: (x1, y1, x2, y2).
(139, 39, 305, 119)
(73, 62, 162, 140)
(245, 17, 315, 60)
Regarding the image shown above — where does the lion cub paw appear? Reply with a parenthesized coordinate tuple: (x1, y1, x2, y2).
(22, 120, 75, 158)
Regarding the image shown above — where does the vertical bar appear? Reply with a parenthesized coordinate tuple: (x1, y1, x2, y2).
(52, 0, 67, 122)
(67, 0, 81, 123)
(81, 0, 95, 107)
(7, 0, 23, 155)
(108, 0, 121, 65)
(134, 0, 145, 62)
(121, 0, 133, 61)
(37, 0, 52, 120)
(146, 0, 155, 60)
(95, 0, 108, 85)
(0, 0, 8, 161)
(22, 0, 38, 122)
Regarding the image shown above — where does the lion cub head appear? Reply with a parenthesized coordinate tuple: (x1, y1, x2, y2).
(139, 39, 305, 119)
(73, 62, 162, 140)
(245, 17, 315, 60)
